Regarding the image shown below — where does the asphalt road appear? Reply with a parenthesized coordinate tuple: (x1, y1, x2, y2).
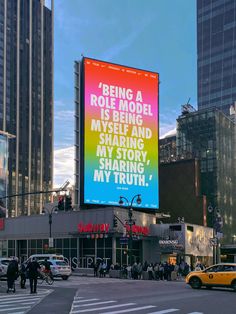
(1, 276, 235, 314)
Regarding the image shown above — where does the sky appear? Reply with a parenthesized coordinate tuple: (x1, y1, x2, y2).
(52, 0, 197, 187)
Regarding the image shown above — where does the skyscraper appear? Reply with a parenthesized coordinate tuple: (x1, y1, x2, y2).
(197, 0, 236, 114)
(0, 0, 54, 216)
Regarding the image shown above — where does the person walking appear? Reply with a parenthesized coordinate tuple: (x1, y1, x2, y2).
(20, 262, 27, 289)
(6, 258, 19, 293)
(26, 258, 41, 294)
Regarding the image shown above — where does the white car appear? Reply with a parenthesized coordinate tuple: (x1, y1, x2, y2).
(39, 259, 72, 280)
(0, 258, 12, 279)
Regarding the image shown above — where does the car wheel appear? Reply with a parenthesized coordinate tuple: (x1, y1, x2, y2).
(231, 280, 236, 291)
(189, 277, 202, 289)
(62, 276, 68, 280)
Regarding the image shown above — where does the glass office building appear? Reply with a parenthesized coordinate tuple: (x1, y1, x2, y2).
(177, 108, 236, 243)
(197, 0, 236, 114)
(0, 0, 54, 216)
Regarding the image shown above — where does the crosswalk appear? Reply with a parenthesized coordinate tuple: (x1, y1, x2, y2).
(0, 289, 51, 314)
(69, 296, 204, 314)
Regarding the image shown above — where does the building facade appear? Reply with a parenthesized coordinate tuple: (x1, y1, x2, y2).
(0, 0, 54, 216)
(176, 108, 236, 243)
(0, 210, 215, 267)
(197, 0, 236, 114)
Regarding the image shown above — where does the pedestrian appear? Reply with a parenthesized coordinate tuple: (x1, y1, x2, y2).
(93, 261, 98, 277)
(6, 258, 19, 293)
(126, 264, 132, 279)
(20, 262, 27, 289)
(147, 264, 153, 280)
(26, 257, 41, 294)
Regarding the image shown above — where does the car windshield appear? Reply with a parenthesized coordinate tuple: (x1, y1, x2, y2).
(0, 260, 11, 265)
(55, 261, 68, 266)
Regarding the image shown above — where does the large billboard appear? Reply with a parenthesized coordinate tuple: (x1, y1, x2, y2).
(80, 58, 159, 209)
(0, 134, 8, 217)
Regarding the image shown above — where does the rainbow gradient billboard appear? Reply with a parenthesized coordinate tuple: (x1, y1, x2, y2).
(81, 57, 159, 209)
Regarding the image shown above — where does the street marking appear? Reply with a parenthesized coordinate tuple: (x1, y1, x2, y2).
(73, 299, 99, 303)
(70, 303, 135, 313)
(0, 298, 40, 304)
(74, 301, 116, 307)
(148, 310, 179, 314)
(187, 313, 204, 314)
(101, 305, 156, 314)
(0, 306, 31, 312)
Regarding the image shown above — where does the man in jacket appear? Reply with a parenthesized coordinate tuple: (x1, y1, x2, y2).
(26, 258, 41, 294)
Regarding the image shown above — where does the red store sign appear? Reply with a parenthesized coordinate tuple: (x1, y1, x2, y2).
(125, 224, 149, 236)
(78, 223, 110, 233)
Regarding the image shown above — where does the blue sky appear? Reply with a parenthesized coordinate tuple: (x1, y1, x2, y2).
(52, 0, 197, 186)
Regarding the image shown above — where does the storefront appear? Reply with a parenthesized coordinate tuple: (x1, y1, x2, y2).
(0, 207, 156, 267)
(150, 223, 213, 267)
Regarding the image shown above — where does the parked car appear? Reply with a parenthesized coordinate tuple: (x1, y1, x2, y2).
(0, 258, 12, 279)
(38, 259, 71, 280)
(26, 254, 65, 263)
(186, 263, 236, 291)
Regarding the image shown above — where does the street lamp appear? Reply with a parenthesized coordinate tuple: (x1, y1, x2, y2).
(119, 194, 142, 264)
(42, 205, 58, 245)
(208, 205, 223, 264)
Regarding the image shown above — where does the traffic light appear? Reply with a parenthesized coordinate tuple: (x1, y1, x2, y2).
(113, 217, 118, 228)
(58, 196, 64, 211)
(65, 196, 72, 211)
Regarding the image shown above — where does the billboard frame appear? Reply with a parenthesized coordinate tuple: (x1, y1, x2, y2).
(78, 56, 159, 211)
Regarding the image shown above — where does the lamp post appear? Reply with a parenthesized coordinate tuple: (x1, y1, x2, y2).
(208, 205, 223, 264)
(42, 204, 58, 247)
(119, 194, 142, 265)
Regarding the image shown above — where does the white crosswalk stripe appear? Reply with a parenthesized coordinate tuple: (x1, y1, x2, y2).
(70, 296, 205, 314)
(69, 296, 182, 314)
(0, 289, 51, 314)
(147, 310, 179, 314)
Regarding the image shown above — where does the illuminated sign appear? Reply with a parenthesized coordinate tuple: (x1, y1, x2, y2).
(81, 58, 159, 209)
(0, 135, 8, 217)
(0, 218, 4, 231)
(125, 224, 149, 236)
(159, 240, 179, 245)
(78, 223, 110, 233)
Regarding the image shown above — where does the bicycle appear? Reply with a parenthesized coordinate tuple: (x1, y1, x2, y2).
(38, 271, 54, 285)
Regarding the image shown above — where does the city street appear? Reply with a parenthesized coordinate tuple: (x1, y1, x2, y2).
(0, 275, 235, 314)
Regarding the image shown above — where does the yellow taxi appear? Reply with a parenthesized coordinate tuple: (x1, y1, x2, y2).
(186, 263, 236, 291)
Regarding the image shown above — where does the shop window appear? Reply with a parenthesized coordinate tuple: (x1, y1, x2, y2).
(63, 238, 69, 248)
(63, 249, 70, 259)
(37, 239, 42, 249)
(8, 240, 15, 249)
(71, 249, 77, 259)
(55, 239, 62, 248)
(70, 238, 77, 249)
(97, 248, 105, 259)
(104, 237, 112, 248)
(83, 249, 95, 257)
(169, 225, 182, 231)
(30, 240, 36, 248)
(83, 239, 95, 249)
(187, 225, 194, 232)
(97, 238, 104, 248)
(8, 249, 15, 257)
(105, 249, 112, 262)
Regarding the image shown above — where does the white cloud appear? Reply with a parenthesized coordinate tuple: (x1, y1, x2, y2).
(159, 121, 177, 138)
(160, 127, 176, 139)
(53, 146, 74, 188)
(54, 110, 74, 122)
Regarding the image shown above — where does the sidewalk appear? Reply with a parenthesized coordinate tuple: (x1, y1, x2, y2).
(71, 271, 186, 282)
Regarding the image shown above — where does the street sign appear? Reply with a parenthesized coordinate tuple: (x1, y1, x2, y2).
(49, 237, 54, 248)
(209, 237, 217, 246)
(120, 237, 128, 245)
